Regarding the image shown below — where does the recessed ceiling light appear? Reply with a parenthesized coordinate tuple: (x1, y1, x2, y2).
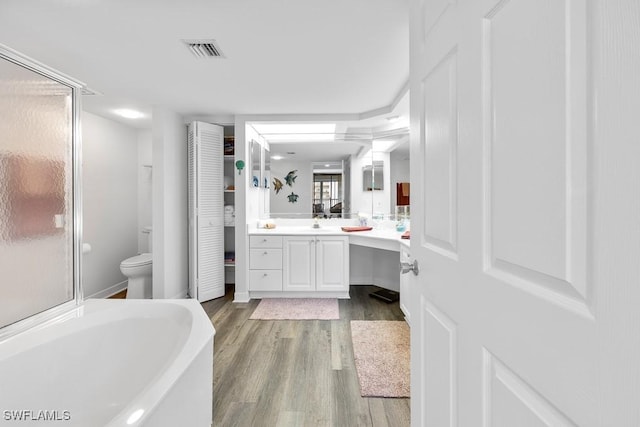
(114, 108, 144, 119)
(271, 155, 284, 160)
(325, 164, 330, 167)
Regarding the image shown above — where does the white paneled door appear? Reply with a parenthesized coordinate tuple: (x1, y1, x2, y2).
(409, 0, 640, 426)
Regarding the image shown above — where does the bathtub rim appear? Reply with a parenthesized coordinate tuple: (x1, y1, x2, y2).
(0, 298, 215, 427)
(105, 299, 215, 427)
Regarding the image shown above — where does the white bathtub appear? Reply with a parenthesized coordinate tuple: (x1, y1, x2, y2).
(0, 299, 215, 427)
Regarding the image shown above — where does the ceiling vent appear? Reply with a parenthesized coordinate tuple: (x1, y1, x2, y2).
(182, 39, 225, 58)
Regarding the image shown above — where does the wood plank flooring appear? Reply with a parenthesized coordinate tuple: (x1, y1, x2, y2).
(201, 285, 411, 427)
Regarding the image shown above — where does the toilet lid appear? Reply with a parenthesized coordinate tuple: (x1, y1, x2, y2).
(121, 253, 152, 267)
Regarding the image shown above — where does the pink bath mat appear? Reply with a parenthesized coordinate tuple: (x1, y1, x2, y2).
(350, 320, 410, 398)
(249, 298, 339, 320)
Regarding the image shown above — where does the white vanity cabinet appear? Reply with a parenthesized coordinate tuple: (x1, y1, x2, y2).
(249, 236, 283, 291)
(282, 236, 316, 291)
(399, 244, 412, 324)
(282, 235, 349, 295)
(315, 237, 349, 292)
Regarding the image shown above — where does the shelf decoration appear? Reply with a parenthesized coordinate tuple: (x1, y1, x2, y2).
(287, 192, 299, 203)
(284, 170, 298, 186)
(235, 160, 245, 175)
(273, 177, 284, 194)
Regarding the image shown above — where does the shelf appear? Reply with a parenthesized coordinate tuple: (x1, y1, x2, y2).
(224, 155, 235, 161)
(224, 189, 235, 193)
(224, 225, 235, 228)
(224, 263, 235, 268)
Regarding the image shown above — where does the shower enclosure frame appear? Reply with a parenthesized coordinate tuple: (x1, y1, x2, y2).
(0, 44, 85, 341)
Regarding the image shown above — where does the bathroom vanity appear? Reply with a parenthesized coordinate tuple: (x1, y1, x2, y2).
(248, 226, 408, 303)
(248, 231, 350, 298)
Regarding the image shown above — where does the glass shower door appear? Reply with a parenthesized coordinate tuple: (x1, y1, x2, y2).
(0, 53, 77, 329)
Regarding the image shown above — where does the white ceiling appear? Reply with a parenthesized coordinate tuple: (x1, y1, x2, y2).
(0, 0, 409, 129)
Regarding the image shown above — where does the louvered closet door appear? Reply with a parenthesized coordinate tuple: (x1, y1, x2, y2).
(188, 121, 225, 302)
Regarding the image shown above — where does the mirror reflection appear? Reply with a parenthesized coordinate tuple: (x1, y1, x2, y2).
(248, 93, 410, 220)
(313, 162, 344, 217)
(250, 139, 260, 188)
(258, 135, 409, 220)
(263, 147, 270, 189)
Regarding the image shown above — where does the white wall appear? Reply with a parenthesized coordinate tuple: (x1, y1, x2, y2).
(152, 107, 188, 299)
(351, 150, 392, 217)
(269, 159, 312, 215)
(232, 119, 250, 302)
(82, 112, 139, 298)
(245, 125, 265, 223)
(137, 130, 152, 252)
(371, 151, 391, 216)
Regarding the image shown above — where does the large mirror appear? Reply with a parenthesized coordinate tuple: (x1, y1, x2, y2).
(248, 93, 410, 220)
(250, 132, 409, 220)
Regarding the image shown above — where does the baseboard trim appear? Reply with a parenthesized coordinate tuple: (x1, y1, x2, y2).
(249, 291, 350, 299)
(89, 280, 128, 299)
(233, 291, 250, 303)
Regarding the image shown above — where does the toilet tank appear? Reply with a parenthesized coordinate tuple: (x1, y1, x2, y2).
(142, 226, 153, 253)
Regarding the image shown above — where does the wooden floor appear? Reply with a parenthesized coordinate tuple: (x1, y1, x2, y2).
(109, 289, 127, 299)
(201, 285, 411, 427)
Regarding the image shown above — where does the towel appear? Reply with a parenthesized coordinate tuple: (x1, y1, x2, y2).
(401, 182, 410, 196)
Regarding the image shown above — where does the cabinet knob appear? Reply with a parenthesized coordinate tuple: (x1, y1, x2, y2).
(263, 239, 267, 242)
(263, 251, 268, 255)
(263, 273, 268, 277)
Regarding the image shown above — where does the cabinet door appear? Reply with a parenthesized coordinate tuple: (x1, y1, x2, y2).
(283, 236, 315, 291)
(316, 236, 349, 292)
(399, 245, 412, 324)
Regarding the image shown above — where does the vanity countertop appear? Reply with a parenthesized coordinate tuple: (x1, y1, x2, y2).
(248, 226, 410, 251)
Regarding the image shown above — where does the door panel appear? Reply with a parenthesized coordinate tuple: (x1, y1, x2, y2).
(420, 298, 457, 427)
(422, 49, 458, 259)
(283, 236, 315, 291)
(483, 0, 589, 307)
(483, 350, 578, 427)
(315, 237, 348, 291)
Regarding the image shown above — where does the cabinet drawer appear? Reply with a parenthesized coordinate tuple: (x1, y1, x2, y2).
(250, 270, 283, 291)
(250, 235, 283, 248)
(250, 248, 283, 269)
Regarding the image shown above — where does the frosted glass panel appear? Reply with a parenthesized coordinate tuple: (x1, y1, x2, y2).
(0, 58, 74, 328)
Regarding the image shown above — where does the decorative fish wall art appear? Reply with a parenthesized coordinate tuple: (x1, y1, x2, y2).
(273, 177, 284, 194)
(284, 170, 297, 186)
(287, 192, 299, 203)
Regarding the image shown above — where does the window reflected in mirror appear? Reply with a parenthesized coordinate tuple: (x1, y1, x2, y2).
(313, 173, 342, 217)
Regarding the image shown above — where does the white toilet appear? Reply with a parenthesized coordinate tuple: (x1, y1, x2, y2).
(120, 227, 153, 299)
